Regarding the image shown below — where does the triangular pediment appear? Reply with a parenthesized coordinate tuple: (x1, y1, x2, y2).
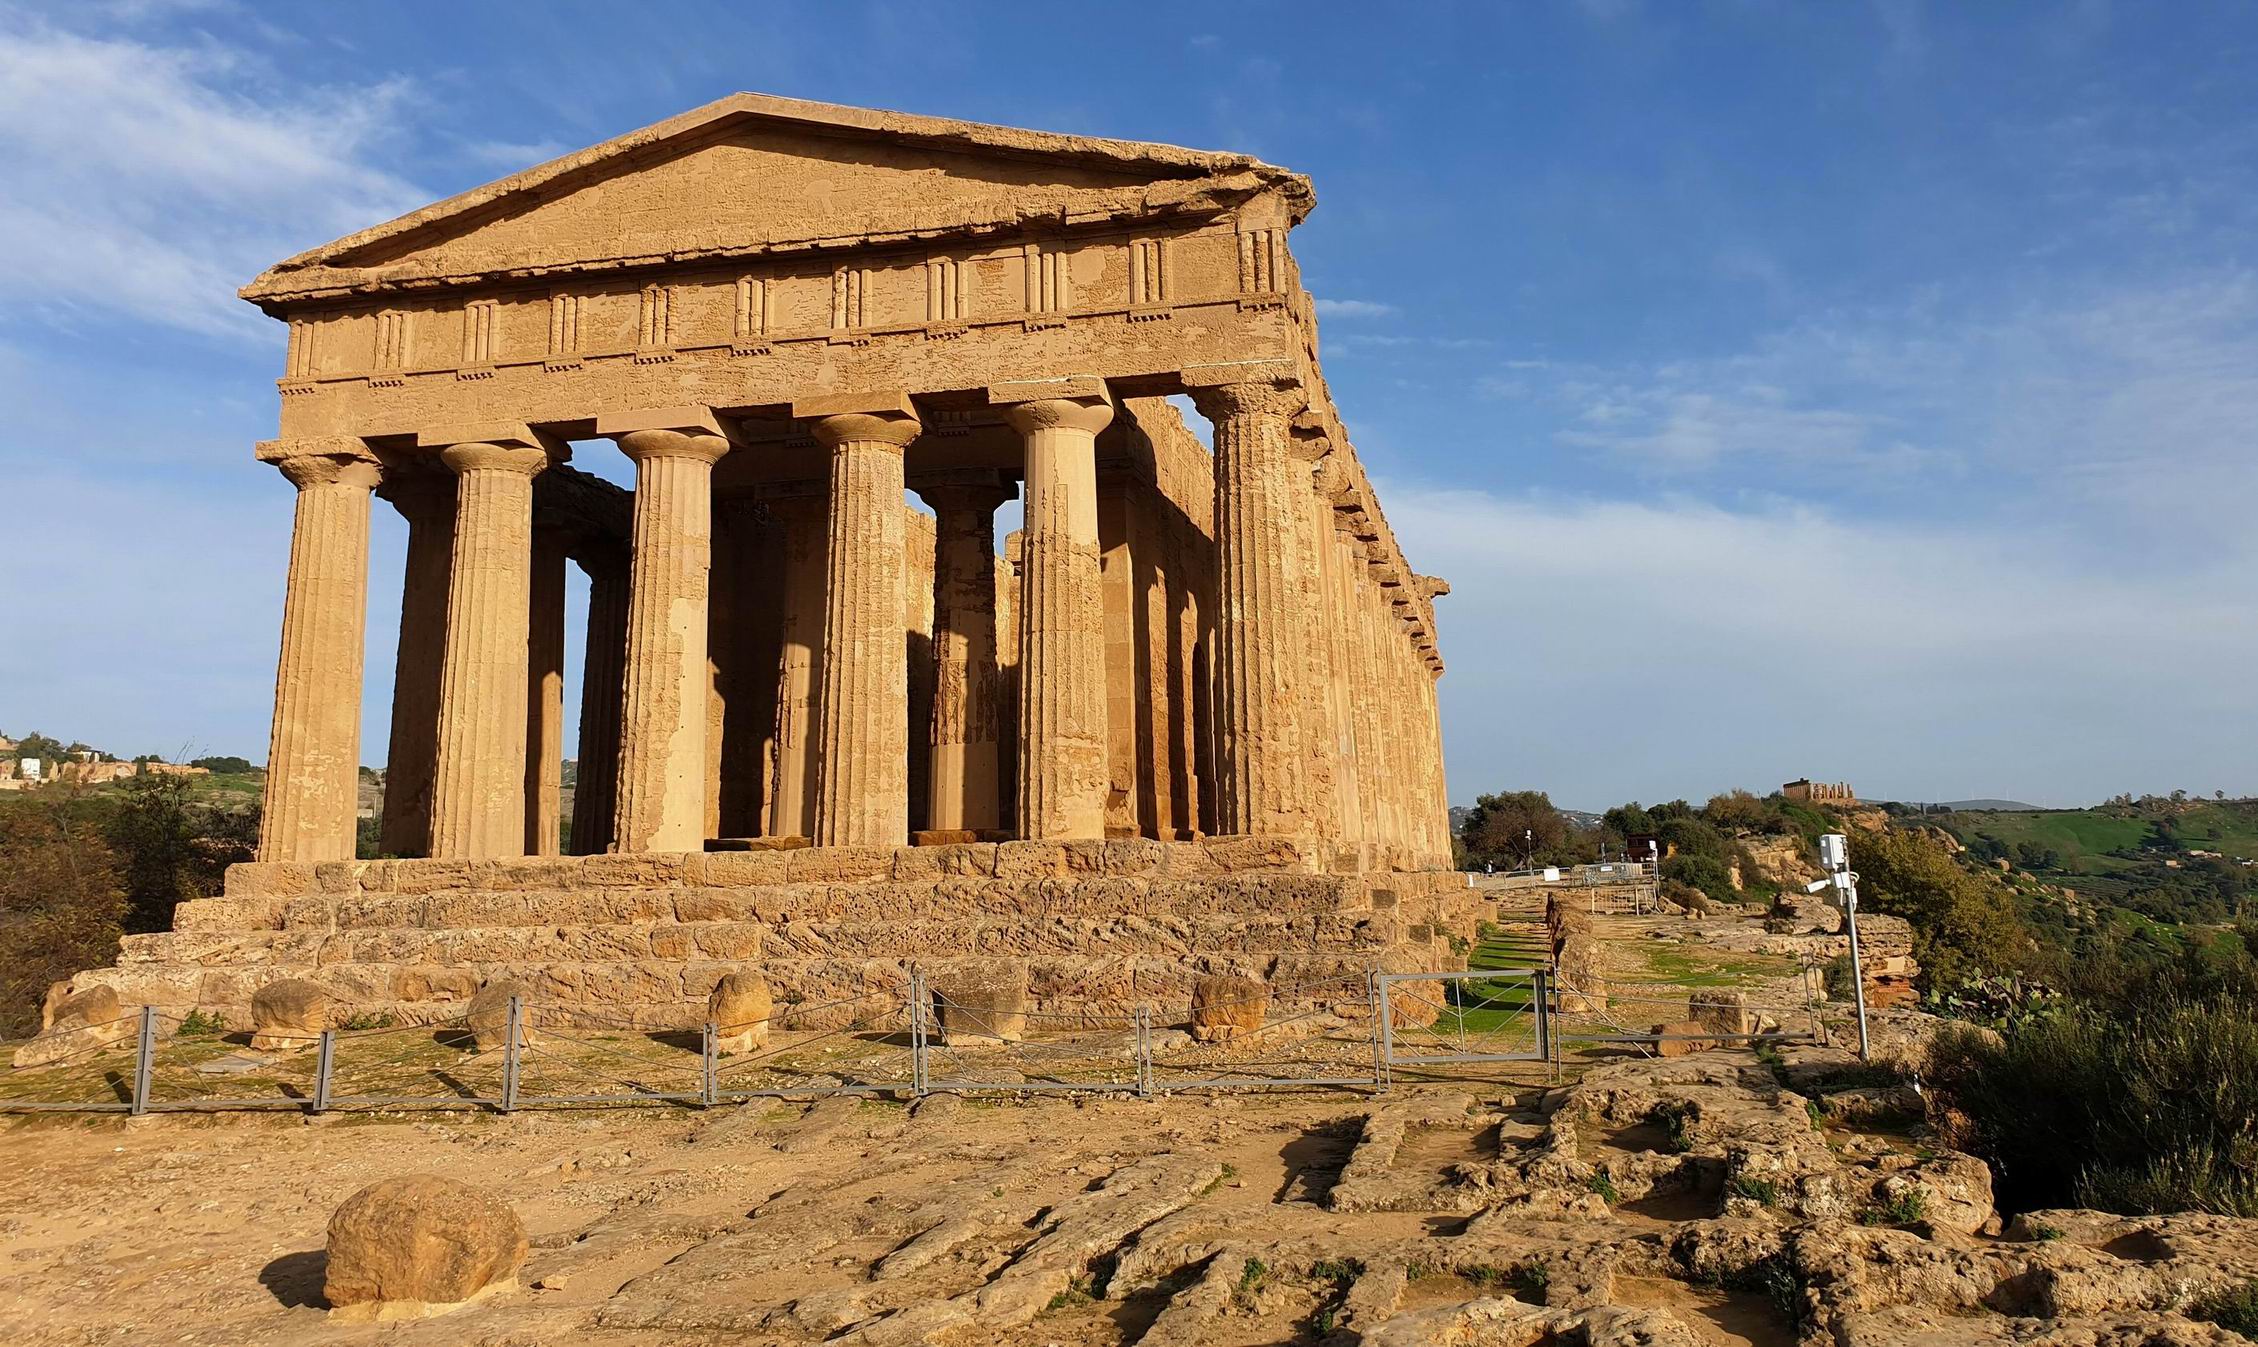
(244, 93, 1307, 308)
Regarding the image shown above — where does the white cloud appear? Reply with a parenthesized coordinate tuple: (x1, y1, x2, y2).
(0, 18, 426, 339)
(1314, 297, 1399, 320)
(1390, 484, 2258, 809)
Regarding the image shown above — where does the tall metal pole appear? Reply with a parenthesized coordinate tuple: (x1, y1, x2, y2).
(1843, 874, 1873, 1061)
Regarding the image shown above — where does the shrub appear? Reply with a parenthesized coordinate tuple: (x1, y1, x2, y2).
(1728, 1174, 1781, 1207)
(1924, 976, 2258, 1216)
(2191, 1279, 2258, 1339)
(1586, 1170, 1620, 1204)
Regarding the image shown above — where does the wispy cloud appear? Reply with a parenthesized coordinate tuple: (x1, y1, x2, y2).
(1390, 483, 2258, 807)
(0, 16, 425, 340)
(1314, 297, 1399, 319)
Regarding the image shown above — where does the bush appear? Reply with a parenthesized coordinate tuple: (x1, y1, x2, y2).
(2191, 1279, 2258, 1339)
(1850, 828, 2033, 988)
(1924, 971, 2258, 1216)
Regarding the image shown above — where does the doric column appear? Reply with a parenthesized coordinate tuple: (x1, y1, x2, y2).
(1337, 523, 1385, 855)
(569, 540, 629, 855)
(712, 495, 781, 840)
(424, 426, 553, 860)
(1187, 372, 1310, 837)
(994, 380, 1114, 840)
(254, 438, 380, 863)
(598, 408, 735, 854)
(375, 470, 454, 858)
(800, 395, 921, 846)
(1311, 457, 1364, 859)
(1287, 431, 1345, 845)
(761, 487, 827, 839)
(913, 472, 1015, 834)
(523, 526, 568, 856)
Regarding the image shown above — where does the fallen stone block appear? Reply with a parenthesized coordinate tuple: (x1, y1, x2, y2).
(249, 977, 329, 1052)
(466, 979, 538, 1053)
(707, 970, 772, 1054)
(929, 962, 1030, 1043)
(324, 1173, 525, 1319)
(12, 985, 132, 1068)
(1189, 973, 1269, 1042)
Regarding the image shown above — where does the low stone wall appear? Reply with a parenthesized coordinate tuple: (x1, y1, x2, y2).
(72, 838, 1477, 1030)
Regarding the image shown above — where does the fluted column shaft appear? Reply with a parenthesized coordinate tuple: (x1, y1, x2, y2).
(523, 528, 568, 855)
(1317, 505, 1366, 857)
(1005, 396, 1114, 840)
(376, 475, 454, 858)
(813, 412, 919, 846)
(569, 543, 629, 855)
(1190, 381, 1310, 836)
(1342, 534, 1386, 853)
(429, 441, 548, 860)
(766, 492, 827, 839)
(610, 428, 731, 853)
(917, 481, 1012, 832)
(1297, 448, 1352, 847)
(257, 446, 379, 863)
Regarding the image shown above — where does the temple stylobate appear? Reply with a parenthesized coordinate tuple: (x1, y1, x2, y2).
(243, 93, 1452, 871)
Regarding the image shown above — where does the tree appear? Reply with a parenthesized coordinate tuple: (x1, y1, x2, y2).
(0, 796, 127, 1038)
(1460, 790, 1576, 868)
(189, 755, 255, 775)
(1704, 789, 1774, 833)
(1849, 828, 2033, 989)
(105, 774, 254, 933)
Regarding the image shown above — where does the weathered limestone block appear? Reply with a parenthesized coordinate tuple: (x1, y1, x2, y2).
(1189, 973, 1269, 1042)
(249, 977, 330, 1051)
(1651, 1021, 1716, 1058)
(579, 852, 690, 888)
(1689, 990, 1753, 1039)
(324, 1174, 526, 1318)
(930, 962, 1031, 1043)
(466, 979, 538, 1052)
(707, 971, 773, 1054)
(1204, 835, 1323, 873)
(223, 862, 320, 898)
(703, 851, 789, 887)
(1548, 895, 1609, 1012)
(891, 843, 999, 880)
(12, 985, 132, 1068)
(786, 845, 895, 884)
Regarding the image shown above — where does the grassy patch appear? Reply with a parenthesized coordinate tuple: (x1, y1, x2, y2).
(1860, 1187, 1930, 1227)
(1586, 1170, 1620, 1204)
(1728, 1174, 1781, 1207)
(2189, 1278, 2258, 1338)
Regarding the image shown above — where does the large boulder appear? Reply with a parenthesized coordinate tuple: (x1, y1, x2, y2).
(1650, 1021, 1716, 1058)
(12, 984, 132, 1068)
(465, 980, 538, 1054)
(708, 971, 772, 1055)
(1189, 974, 1269, 1042)
(928, 963, 1029, 1044)
(324, 1174, 526, 1318)
(250, 978, 330, 1052)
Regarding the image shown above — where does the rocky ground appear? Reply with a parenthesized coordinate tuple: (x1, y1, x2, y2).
(4, 1030, 2255, 1346)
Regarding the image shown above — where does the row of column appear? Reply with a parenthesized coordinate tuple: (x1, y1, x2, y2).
(254, 377, 1448, 865)
(255, 383, 1129, 862)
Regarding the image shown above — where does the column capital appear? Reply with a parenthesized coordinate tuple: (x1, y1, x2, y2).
(992, 378, 1115, 437)
(374, 461, 455, 518)
(257, 437, 381, 490)
(1185, 376, 1303, 422)
(416, 420, 564, 456)
(438, 441, 553, 477)
(911, 468, 1018, 515)
(598, 405, 736, 464)
(807, 411, 921, 450)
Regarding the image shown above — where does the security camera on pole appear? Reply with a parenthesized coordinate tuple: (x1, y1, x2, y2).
(1811, 833, 1871, 1060)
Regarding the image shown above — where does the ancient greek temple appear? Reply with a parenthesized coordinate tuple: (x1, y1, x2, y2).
(244, 94, 1451, 872)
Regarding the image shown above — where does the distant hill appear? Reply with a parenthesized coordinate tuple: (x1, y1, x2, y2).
(1937, 799, 2046, 812)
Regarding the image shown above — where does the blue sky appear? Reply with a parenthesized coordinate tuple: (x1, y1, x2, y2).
(1, 0, 2252, 809)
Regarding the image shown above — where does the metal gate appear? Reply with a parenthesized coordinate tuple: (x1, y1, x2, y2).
(1376, 969, 1550, 1071)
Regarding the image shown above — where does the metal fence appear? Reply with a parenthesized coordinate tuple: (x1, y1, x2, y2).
(0, 967, 1839, 1116)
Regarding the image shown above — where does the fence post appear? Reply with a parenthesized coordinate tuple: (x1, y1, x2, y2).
(1366, 971, 1386, 1090)
(908, 969, 927, 1098)
(313, 1029, 335, 1114)
(500, 995, 521, 1113)
(700, 1021, 718, 1107)
(1375, 975, 1395, 1093)
(129, 1006, 157, 1117)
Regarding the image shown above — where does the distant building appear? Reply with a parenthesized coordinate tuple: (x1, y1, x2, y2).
(1783, 778, 1856, 804)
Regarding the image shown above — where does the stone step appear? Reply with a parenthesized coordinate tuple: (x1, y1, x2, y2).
(77, 947, 1404, 1032)
(122, 910, 1415, 971)
(175, 872, 1390, 936)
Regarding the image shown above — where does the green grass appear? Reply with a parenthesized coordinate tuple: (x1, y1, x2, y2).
(1636, 945, 1800, 988)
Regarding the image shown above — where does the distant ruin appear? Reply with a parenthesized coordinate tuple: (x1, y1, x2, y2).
(1783, 778, 1856, 804)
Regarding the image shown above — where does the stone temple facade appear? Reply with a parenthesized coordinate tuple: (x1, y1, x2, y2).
(79, 95, 1468, 1025)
